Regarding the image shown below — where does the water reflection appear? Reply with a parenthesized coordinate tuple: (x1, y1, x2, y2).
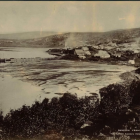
(0, 73, 61, 116)
(0, 47, 54, 58)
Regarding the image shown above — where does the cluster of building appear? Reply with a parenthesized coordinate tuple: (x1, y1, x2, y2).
(63, 42, 140, 66)
(66, 45, 111, 59)
(0, 40, 14, 45)
(93, 42, 117, 50)
(64, 41, 125, 60)
(74, 46, 91, 59)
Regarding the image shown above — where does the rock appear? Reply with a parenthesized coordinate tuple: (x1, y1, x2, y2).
(80, 121, 94, 136)
(80, 121, 93, 129)
(97, 133, 106, 137)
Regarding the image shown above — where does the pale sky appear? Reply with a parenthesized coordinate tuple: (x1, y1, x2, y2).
(0, 1, 140, 33)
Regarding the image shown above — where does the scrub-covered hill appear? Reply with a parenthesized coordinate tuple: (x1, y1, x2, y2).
(0, 31, 58, 40)
(0, 28, 140, 49)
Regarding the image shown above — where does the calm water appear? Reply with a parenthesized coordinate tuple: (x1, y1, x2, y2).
(0, 47, 136, 115)
(0, 47, 54, 58)
(0, 74, 41, 115)
(0, 47, 56, 115)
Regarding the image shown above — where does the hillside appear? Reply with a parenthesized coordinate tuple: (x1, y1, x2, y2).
(23, 28, 140, 48)
(0, 28, 140, 48)
(0, 31, 59, 40)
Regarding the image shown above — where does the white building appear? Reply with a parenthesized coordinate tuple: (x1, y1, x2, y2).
(94, 50, 110, 58)
(128, 60, 135, 65)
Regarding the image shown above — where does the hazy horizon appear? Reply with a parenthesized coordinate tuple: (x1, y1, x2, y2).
(0, 1, 140, 34)
(1, 27, 140, 35)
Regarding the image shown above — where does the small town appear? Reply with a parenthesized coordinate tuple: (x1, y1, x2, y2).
(47, 41, 140, 67)
(1, 1, 140, 140)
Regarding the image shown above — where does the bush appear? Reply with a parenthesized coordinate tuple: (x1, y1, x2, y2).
(135, 68, 140, 74)
(130, 80, 140, 105)
(2, 80, 140, 139)
(97, 84, 132, 129)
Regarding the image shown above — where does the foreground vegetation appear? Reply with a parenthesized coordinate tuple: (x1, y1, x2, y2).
(1, 68, 140, 140)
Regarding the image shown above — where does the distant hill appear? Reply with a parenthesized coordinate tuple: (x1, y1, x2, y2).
(0, 28, 140, 48)
(23, 28, 140, 48)
(0, 31, 59, 40)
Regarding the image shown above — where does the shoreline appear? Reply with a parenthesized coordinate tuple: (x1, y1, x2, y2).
(0, 59, 136, 115)
(0, 58, 140, 140)
(0, 68, 140, 140)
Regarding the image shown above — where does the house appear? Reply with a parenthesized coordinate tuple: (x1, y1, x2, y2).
(105, 46, 113, 50)
(107, 41, 113, 46)
(91, 49, 98, 56)
(94, 50, 110, 58)
(98, 45, 104, 50)
(79, 55, 86, 59)
(74, 49, 86, 59)
(116, 48, 121, 51)
(5, 59, 10, 63)
(35, 57, 41, 61)
(10, 58, 16, 63)
(29, 58, 34, 62)
(82, 47, 89, 51)
(128, 60, 135, 65)
(82, 47, 91, 56)
(112, 39, 119, 43)
(92, 45, 99, 49)
(112, 43, 117, 47)
(20, 58, 25, 63)
(115, 52, 121, 58)
(84, 50, 91, 56)
(16, 58, 21, 63)
(110, 51, 121, 58)
(134, 49, 139, 53)
(108, 42, 117, 47)
(74, 48, 85, 56)
(31, 58, 35, 62)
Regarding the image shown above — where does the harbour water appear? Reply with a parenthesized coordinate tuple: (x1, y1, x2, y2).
(0, 47, 54, 58)
(0, 47, 136, 116)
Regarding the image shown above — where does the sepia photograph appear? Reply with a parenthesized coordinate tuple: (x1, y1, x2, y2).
(0, 1, 140, 140)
